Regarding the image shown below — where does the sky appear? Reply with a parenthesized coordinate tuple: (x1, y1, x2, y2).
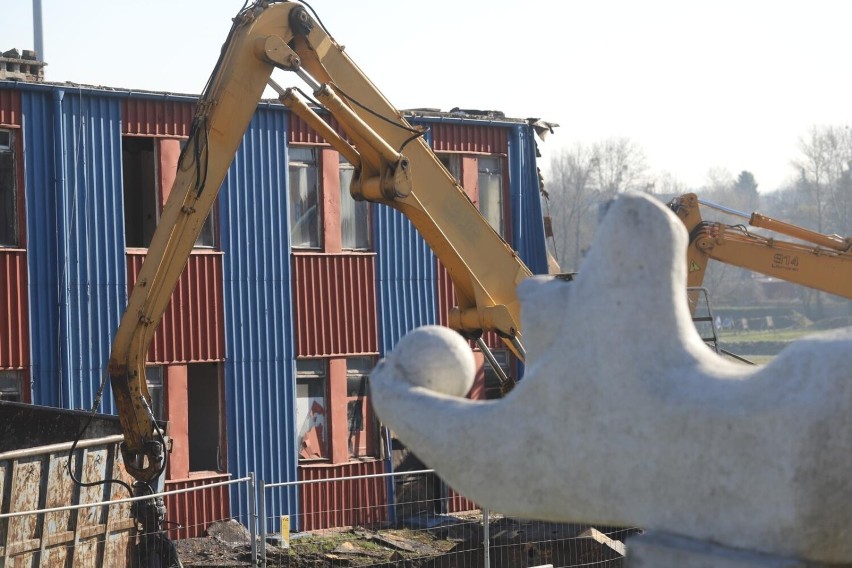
(3, 0, 851, 192)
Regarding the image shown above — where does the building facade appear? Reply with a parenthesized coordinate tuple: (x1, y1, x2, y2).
(0, 81, 549, 536)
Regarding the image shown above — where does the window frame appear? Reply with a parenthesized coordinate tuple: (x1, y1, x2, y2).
(477, 155, 506, 238)
(0, 128, 20, 247)
(345, 356, 378, 459)
(289, 146, 322, 250)
(296, 358, 330, 461)
(339, 156, 372, 251)
(0, 370, 24, 402)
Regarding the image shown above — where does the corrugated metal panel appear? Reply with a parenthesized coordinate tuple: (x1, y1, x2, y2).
(126, 251, 225, 364)
(298, 460, 388, 532)
(447, 487, 478, 514)
(292, 254, 378, 357)
(287, 111, 348, 145)
(431, 121, 508, 155)
(164, 474, 231, 540)
(0, 251, 28, 369)
(374, 206, 439, 354)
(219, 106, 298, 530)
(23, 88, 126, 411)
(121, 97, 195, 137)
(507, 123, 549, 275)
(435, 263, 502, 349)
(0, 88, 22, 126)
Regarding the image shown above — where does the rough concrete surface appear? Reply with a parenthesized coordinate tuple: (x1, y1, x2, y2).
(369, 192, 852, 565)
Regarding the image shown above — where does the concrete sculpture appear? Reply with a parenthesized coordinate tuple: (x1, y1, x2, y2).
(370, 193, 852, 565)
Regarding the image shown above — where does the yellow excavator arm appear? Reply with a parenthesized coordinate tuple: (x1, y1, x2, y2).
(668, 193, 852, 301)
(108, 1, 532, 485)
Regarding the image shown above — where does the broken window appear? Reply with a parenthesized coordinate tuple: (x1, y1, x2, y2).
(346, 357, 377, 458)
(145, 366, 165, 422)
(478, 156, 505, 237)
(122, 137, 158, 248)
(482, 349, 511, 400)
(339, 156, 371, 250)
(187, 363, 224, 472)
(178, 139, 217, 248)
(0, 129, 19, 247)
(438, 153, 461, 184)
(0, 370, 23, 402)
(289, 146, 321, 249)
(296, 359, 328, 460)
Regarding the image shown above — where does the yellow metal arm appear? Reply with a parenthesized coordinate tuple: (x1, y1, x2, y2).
(108, 2, 302, 481)
(669, 193, 852, 302)
(108, 2, 532, 482)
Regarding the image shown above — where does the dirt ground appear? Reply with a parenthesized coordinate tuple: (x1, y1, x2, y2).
(173, 516, 635, 568)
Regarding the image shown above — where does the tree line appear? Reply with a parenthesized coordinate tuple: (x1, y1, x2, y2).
(542, 125, 852, 319)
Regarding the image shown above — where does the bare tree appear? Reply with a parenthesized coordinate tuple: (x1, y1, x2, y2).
(792, 125, 852, 235)
(545, 138, 650, 272)
(545, 144, 598, 271)
(590, 137, 651, 197)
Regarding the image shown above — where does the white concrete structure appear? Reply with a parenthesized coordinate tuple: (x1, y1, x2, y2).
(370, 193, 852, 565)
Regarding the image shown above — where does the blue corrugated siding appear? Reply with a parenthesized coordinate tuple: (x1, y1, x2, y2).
(22, 88, 125, 411)
(219, 106, 298, 529)
(507, 123, 549, 275)
(374, 205, 439, 353)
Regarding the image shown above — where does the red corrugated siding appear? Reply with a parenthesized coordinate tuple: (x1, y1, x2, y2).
(0, 250, 28, 369)
(298, 460, 388, 532)
(164, 474, 231, 540)
(287, 112, 349, 145)
(436, 262, 502, 349)
(0, 90, 22, 127)
(292, 254, 378, 357)
(122, 98, 196, 137)
(127, 251, 225, 364)
(431, 122, 508, 155)
(447, 487, 478, 514)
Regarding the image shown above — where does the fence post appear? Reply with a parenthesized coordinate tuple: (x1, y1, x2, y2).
(259, 478, 267, 568)
(483, 508, 490, 568)
(249, 472, 257, 566)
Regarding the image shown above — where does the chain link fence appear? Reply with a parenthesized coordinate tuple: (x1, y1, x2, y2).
(1, 465, 637, 567)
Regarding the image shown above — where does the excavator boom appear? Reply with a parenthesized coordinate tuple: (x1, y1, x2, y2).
(669, 193, 852, 301)
(107, 1, 533, 527)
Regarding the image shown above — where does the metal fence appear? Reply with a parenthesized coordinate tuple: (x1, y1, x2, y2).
(0, 467, 636, 567)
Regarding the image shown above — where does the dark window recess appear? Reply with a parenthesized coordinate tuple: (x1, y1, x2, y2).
(0, 129, 19, 247)
(122, 137, 158, 248)
(187, 363, 223, 472)
(0, 370, 23, 402)
(346, 357, 376, 458)
(347, 399, 364, 433)
(179, 140, 217, 248)
(145, 366, 164, 421)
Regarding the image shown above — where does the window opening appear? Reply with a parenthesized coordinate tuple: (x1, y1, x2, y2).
(289, 146, 321, 248)
(339, 155, 371, 250)
(482, 349, 511, 400)
(187, 363, 224, 472)
(0, 129, 19, 246)
(438, 154, 461, 184)
(0, 370, 23, 402)
(478, 156, 505, 237)
(179, 140, 217, 248)
(122, 137, 158, 248)
(296, 359, 328, 460)
(346, 357, 377, 458)
(145, 366, 164, 422)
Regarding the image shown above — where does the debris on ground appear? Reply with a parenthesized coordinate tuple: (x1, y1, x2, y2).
(173, 514, 637, 567)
